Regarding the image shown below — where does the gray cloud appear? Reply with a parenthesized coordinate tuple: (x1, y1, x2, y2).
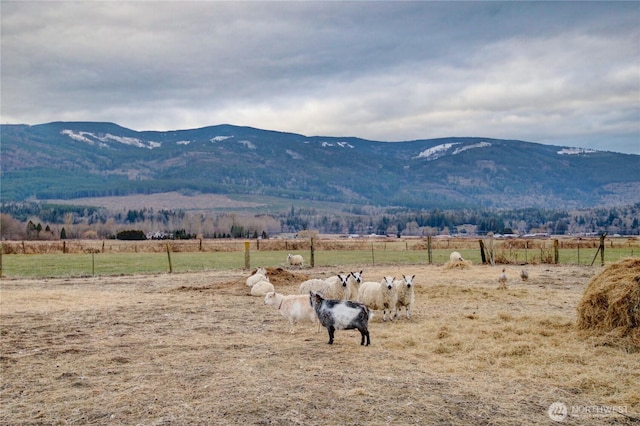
(1, 1, 638, 153)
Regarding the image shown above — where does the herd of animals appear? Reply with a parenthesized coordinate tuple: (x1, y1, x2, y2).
(246, 252, 529, 346)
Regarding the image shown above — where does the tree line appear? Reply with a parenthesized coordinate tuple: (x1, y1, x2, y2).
(1, 202, 638, 240)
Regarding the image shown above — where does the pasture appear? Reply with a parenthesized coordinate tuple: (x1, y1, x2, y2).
(1, 263, 638, 425)
(1, 236, 638, 278)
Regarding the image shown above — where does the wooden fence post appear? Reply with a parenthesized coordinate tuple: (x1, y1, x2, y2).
(310, 238, 315, 267)
(371, 242, 375, 265)
(427, 236, 433, 264)
(553, 239, 559, 264)
(244, 241, 250, 270)
(479, 240, 487, 264)
(166, 244, 173, 273)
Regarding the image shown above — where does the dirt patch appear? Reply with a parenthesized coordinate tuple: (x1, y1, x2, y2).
(1, 264, 639, 425)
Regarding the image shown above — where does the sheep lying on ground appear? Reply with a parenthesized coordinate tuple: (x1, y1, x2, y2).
(246, 267, 268, 287)
(264, 291, 318, 333)
(287, 253, 304, 268)
(449, 251, 464, 262)
(394, 274, 415, 320)
(309, 291, 371, 346)
(250, 278, 275, 296)
(358, 276, 398, 321)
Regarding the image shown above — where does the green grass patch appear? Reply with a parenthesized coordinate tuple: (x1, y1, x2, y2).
(1, 248, 637, 279)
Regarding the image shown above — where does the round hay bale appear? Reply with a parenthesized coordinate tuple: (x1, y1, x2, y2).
(576, 258, 640, 351)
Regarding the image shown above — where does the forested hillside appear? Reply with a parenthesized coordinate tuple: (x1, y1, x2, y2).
(2, 122, 638, 209)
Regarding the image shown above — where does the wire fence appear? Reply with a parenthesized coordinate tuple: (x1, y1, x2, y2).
(1, 236, 638, 278)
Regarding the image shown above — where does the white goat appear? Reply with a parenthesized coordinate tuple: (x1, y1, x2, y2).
(358, 276, 398, 321)
(246, 267, 268, 287)
(394, 274, 415, 320)
(264, 291, 318, 333)
(287, 253, 304, 268)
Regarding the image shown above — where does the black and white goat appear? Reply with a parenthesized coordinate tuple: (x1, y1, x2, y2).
(309, 291, 371, 346)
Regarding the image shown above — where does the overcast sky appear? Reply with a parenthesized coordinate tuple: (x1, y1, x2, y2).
(2, 1, 639, 154)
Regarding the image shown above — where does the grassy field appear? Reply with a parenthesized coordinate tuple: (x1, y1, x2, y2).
(1, 263, 638, 425)
(2, 241, 638, 278)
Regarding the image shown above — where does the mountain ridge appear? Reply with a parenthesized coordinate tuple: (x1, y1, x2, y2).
(1, 121, 638, 210)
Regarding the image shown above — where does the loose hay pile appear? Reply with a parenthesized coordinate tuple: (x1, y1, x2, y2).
(444, 259, 473, 270)
(264, 267, 309, 286)
(576, 257, 640, 352)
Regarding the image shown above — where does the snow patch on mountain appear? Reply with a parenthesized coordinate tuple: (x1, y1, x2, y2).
(414, 143, 460, 161)
(210, 136, 232, 142)
(557, 147, 597, 155)
(238, 140, 256, 150)
(61, 130, 103, 146)
(286, 149, 303, 160)
(176, 140, 191, 146)
(320, 141, 354, 148)
(62, 129, 160, 149)
(98, 133, 161, 149)
(452, 141, 492, 155)
(414, 141, 493, 160)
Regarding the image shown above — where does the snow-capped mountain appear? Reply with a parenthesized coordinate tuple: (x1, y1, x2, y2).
(1, 121, 638, 209)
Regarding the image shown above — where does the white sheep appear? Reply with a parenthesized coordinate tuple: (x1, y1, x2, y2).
(250, 278, 275, 296)
(246, 267, 268, 287)
(346, 271, 363, 301)
(264, 291, 318, 333)
(394, 274, 415, 320)
(299, 278, 330, 295)
(287, 253, 304, 268)
(449, 251, 464, 262)
(358, 276, 398, 322)
(322, 273, 352, 300)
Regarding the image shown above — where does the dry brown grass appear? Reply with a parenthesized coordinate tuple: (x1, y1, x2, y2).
(1, 264, 639, 425)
